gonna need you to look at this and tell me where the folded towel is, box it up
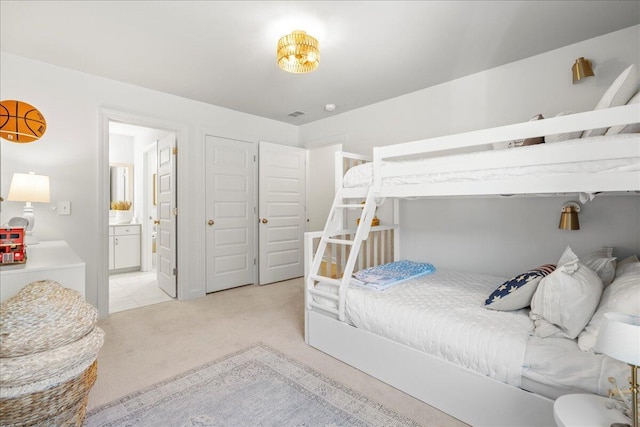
[353,260,435,290]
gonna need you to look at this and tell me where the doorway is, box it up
[99,111,180,317]
[306,143,342,232]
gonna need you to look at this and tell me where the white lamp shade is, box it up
[7,173,50,203]
[596,312,640,366]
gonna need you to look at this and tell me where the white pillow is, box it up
[580,247,617,287]
[605,91,640,135]
[616,255,640,278]
[545,111,583,143]
[577,272,640,352]
[530,246,603,339]
[582,64,639,138]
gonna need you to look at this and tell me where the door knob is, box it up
[153,220,160,224]
[208,219,215,226]
[261,218,268,224]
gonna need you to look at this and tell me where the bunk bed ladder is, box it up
[307,187,377,321]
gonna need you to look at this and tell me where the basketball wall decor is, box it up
[0,100,47,143]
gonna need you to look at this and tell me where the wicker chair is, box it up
[0,280,104,427]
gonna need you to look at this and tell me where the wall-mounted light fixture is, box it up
[559,201,580,230]
[277,30,320,73]
[572,57,595,84]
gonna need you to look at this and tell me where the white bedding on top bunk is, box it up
[313,268,629,397]
[343,134,640,188]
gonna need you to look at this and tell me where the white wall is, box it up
[0,52,298,313]
[299,25,640,276]
[108,134,135,164]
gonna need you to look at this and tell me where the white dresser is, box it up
[0,240,86,302]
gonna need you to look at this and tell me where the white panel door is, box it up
[259,141,306,285]
[157,133,177,297]
[205,136,256,292]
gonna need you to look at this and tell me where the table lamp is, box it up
[7,172,50,245]
[597,312,640,427]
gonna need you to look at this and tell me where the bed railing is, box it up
[304,225,398,317]
[376,104,640,161]
[369,104,640,196]
[335,151,371,191]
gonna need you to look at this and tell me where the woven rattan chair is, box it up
[0,280,104,427]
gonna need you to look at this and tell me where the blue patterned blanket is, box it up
[353,260,436,290]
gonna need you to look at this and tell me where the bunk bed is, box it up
[304,102,640,427]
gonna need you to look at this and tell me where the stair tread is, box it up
[309,275,343,286]
[323,238,354,245]
[335,204,365,208]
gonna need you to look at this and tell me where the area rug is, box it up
[85,343,421,426]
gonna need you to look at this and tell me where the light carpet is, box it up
[86,343,421,427]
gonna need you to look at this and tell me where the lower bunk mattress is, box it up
[313,268,627,399]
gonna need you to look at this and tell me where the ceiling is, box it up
[1,1,638,125]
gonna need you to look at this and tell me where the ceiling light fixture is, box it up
[277,30,319,73]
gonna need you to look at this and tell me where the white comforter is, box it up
[340,269,533,387]
[314,268,630,396]
[343,134,640,188]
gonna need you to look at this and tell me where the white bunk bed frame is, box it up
[304,104,640,427]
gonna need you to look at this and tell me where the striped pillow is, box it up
[484,264,556,311]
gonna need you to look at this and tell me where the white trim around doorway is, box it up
[98,108,191,318]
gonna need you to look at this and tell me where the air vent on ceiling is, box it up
[287,110,306,117]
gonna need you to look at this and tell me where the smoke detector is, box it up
[324,103,336,112]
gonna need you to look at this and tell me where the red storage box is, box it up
[0,227,27,265]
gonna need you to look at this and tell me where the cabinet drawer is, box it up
[114,225,140,236]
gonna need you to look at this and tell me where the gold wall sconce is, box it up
[559,201,580,230]
[572,57,594,84]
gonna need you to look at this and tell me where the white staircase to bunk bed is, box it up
[306,187,377,321]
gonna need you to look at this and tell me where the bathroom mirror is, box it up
[109,163,134,206]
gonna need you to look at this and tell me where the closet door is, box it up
[258,141,306,285]
[205,136,256,293]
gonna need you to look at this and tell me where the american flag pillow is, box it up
[484,264,556,311]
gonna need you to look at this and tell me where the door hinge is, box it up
[254,206,256,214]
[253,155,256,162]
[173,267,177,276]
[253,258,256,266]
[173,147,178,155]
[173,207,178,216]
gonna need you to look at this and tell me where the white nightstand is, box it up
[554,394,631,427]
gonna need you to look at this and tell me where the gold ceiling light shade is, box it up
[572,57,594,83]
[277,30,320,73]
[559,201,581,230]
